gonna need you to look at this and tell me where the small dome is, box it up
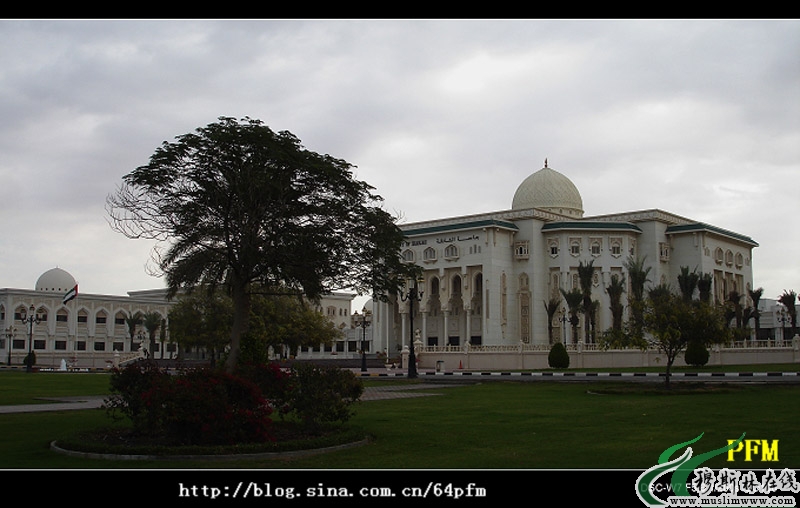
[511,162,584,218]
[35,267,77,293]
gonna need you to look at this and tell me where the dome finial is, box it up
[544,158,548,168]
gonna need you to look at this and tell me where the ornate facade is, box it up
[1,267,174,369]
[372,162,759,353]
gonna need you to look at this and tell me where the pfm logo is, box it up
[726,439,779,462]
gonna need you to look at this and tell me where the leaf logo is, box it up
[635,432,746,507]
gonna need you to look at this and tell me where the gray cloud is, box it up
[0,19,797,301]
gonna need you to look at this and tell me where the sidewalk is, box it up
[0,382,455,414]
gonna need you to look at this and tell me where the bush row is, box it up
[104,361,364,446]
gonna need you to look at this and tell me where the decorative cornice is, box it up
[665,222,759,247]
[402,218,518,236]
[541,221,642,233]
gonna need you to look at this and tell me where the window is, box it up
[444,244,459,259]
[514,241,530,260]
[548,240,559,258]
[659,242,670,262]
[423,247,437,261]
[610,240,622,257]
[570,239,581,256]
[590,240,601,256]
[402,249,415,262]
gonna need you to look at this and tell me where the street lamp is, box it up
[356,310,372,372]
[19,305,42,373]
[5,325,16,366]
[400,276,425,379]
[558,307,569,344]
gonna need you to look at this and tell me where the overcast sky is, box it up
[1,19,797,305]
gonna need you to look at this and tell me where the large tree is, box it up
[643,284,730,388]
[107,117,409,372]
[167,290,233,365]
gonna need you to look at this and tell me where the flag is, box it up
[63,284,78,304]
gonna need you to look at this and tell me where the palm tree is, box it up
[778,290,797,339]
[677,266,699,302]
[606,273,626,332]
[727,291,744,329]
[142,311,162,359]
[125,311,142,351]
[623,255,651,340]
[560,288,583,345]
[748,287,763,338]
[697,272,713,304]
[577,260,595,343]
[543,296,561,344]
[589,299,600,342]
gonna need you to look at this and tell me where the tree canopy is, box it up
[643,284,730,388]
[107,117,410,371]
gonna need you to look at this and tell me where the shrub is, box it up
[285,363,364,432]
[235,362,293,415]
[684,340,710,367]
[105,360,173,434]
[105,361,273,446]
[548,342,570,369]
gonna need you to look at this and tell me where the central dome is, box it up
[35,267,77,293]
[511,162,584,218]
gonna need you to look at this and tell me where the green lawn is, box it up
[0,370,797,470]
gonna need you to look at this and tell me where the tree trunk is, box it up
[225,280,251,373]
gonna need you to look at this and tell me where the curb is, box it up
[356,370,800,378]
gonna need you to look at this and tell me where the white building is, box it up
[372,161,760,353]
[0,269,373,366]
[1,267,175,369]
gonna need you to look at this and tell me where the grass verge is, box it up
[0,371,797,469]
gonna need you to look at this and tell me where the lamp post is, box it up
[19,305,41,373]
[558,307,569,344]
[5,325,16,366]
[356,311,372,372]
[400,276,425,379]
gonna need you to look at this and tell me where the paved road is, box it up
[1,369,797,414]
